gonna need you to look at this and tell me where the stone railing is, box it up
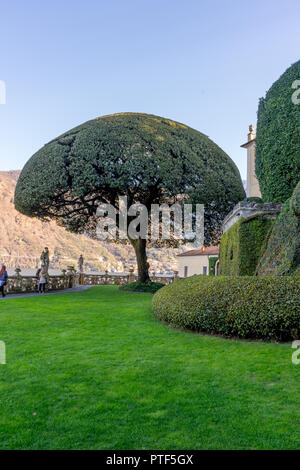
[222,201,282,234]
[5,266,77,294]
[79,268,178,286]
[3,266,178,295]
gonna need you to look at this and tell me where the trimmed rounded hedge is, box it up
[152,275,300,341]
[256,60,300,202]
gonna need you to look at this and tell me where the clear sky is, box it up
[0,0,299,178]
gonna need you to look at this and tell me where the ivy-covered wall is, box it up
[256,182,300,276]
[219,214,275,276]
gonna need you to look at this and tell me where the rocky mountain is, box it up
[0,170,180,273]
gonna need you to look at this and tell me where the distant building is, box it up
[241,125,262,198]
[177,246,219,278]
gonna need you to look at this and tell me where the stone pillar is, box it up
[173,270,179,282]
[129,267,135,283]
[241,125,262,199]
[61,269,67,287]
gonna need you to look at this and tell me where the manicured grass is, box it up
[0,286,299,449]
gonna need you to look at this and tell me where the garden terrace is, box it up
[0,287,300,449]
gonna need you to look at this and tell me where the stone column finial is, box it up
[248,124,255,141]
[15,267,21,278]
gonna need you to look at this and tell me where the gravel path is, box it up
[0,285,92,300]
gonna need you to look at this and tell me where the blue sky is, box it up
[0,0,299,178]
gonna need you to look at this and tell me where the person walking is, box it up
[38,267,48,294]
[36,267,41,293]
[0,265,8,298]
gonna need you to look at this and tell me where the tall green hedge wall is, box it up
[219,214,275,276]
[256,182,300,276]
[256,60,300,202]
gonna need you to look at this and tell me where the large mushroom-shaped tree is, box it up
[15,113,245,282]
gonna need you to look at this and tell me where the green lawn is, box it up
[0,286,299,449]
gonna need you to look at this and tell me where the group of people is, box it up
[0,247,50,298]
[0,264,49,298]
[0,249,84,298]
[36,266,49,293]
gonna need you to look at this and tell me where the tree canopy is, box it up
[256,60,300,202]
[15,112,245,281]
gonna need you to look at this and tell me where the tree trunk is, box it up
[130,238,150,283]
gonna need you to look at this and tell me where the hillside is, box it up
[0,171,179,273]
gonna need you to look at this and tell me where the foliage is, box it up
[290,180,300,216]
[153,275,300,341]
[120,281,164,293]
[14,113,245,281]
[256,60,300,202]
[208,256,218,276]
[256,182,300,276]
[219,214,275,276]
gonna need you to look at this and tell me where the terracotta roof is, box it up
[177,246,219,257]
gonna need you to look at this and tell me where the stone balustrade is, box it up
[5,270,74,294]
[222,201,282,234]
[79,270,178,286]
[3,267,179,295]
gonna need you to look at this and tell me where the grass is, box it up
[0,286,299,449]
